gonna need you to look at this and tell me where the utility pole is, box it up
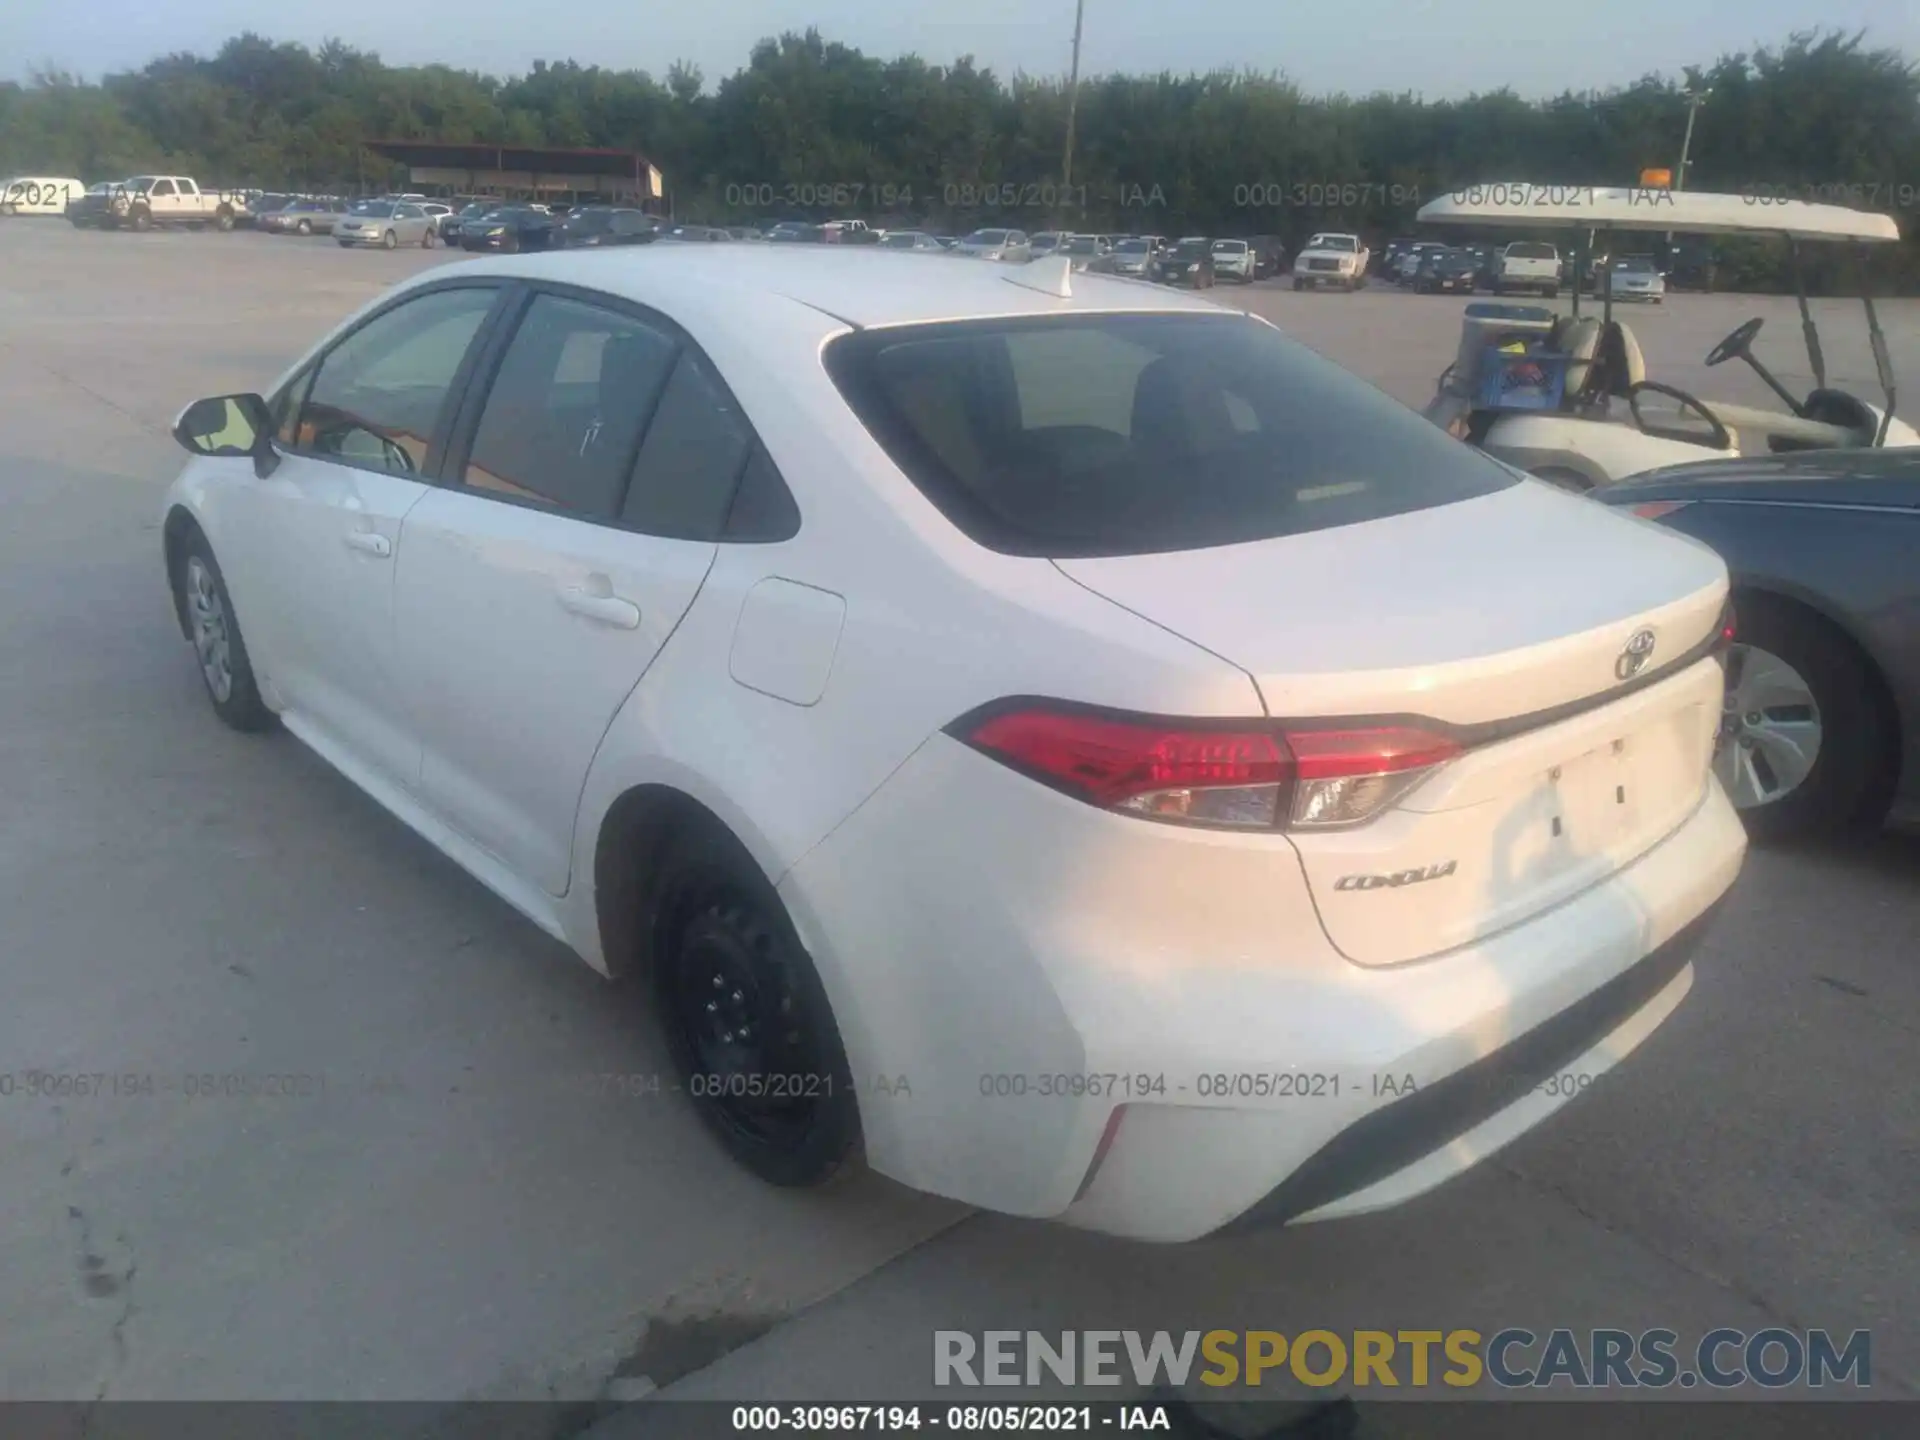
[1676,87,1710,191]
[1060,0,1087,224]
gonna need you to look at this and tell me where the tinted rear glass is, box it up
[1506,242,1557,259]
[824,314,1518,558]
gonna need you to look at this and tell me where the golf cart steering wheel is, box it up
[1705,317,1765,368]
[1628,382,1734,451]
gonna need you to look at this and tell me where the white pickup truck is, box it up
[1494,240,1562,297]
[1291,232,1370,291]
[66,175,252,232]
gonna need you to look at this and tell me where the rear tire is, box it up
[652,820,861,1187]
[1717,594,1896,842]
[129,207,151,233]
[215,207,235,232]
[422,227,437,249]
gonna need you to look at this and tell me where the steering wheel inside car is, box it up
[1627,381,1734,451]
[1705,317,1764,368]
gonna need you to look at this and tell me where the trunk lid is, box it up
[1054,482,1728,966]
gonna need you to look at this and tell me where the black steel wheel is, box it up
[653,827,859,1186]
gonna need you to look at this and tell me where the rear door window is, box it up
[462,294,676,517]
[621,353,754,539]
[825,313,1518,557]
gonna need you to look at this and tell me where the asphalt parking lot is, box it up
[1,222,1915,1414]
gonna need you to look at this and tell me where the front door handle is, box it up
[344,529,392,558]
[557,578,640,630]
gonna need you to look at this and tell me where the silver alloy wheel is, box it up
[1715,642,1822,810]
[185,556,234,704]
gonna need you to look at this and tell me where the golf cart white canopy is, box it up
[1417,185,1901,243]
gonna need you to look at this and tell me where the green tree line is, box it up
[4,26,1918,287]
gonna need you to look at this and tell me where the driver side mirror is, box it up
[173,393,279,478]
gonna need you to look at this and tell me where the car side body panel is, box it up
[1611,495,1920,813]
[557,291,1265,974]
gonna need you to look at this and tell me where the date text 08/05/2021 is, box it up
[731,1405,1169,1432]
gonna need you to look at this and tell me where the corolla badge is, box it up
[1615,628,1657,681]
[1334,861,1458,892]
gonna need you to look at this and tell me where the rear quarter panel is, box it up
[559,293,1262,973]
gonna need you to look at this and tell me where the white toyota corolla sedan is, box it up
[162,247,1746,1241]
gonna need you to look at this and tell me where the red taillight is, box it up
[1284,726,1463,779]
[1714,599,1737,652]
[963,708,1287,826]
[956,705,1460,831]
[1631,499,1692,520]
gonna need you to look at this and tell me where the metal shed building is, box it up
[363,142,665,209]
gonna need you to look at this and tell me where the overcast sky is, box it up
[4,1,1915,99]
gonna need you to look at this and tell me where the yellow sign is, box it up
[1640,168,1673,188]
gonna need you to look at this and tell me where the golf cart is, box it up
[1418,185,1915,490]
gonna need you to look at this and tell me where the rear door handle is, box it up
[557,582,641,630]
[344,529,391,557]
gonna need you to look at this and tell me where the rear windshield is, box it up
[1212,240,1248,253]
[824,314,1518,558]
[1505,242,1558,260]
[1115,239,1150,253]
[1307,234,1357,251]
[967,230,1010,245]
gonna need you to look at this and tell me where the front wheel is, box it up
[215,208,235,232]
[653,824,861,1187]
[1715,595,1895,841]
[129,207,151,233]
[177,537,275,733]
[381,229,397,250]
[296,218,312,235]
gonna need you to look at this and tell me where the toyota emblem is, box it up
[1615,628,1657,681]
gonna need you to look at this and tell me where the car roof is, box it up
[440,246,1225,330]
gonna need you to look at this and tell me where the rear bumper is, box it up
[780,735,1745,1242]
[1215,892,1717,1233]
